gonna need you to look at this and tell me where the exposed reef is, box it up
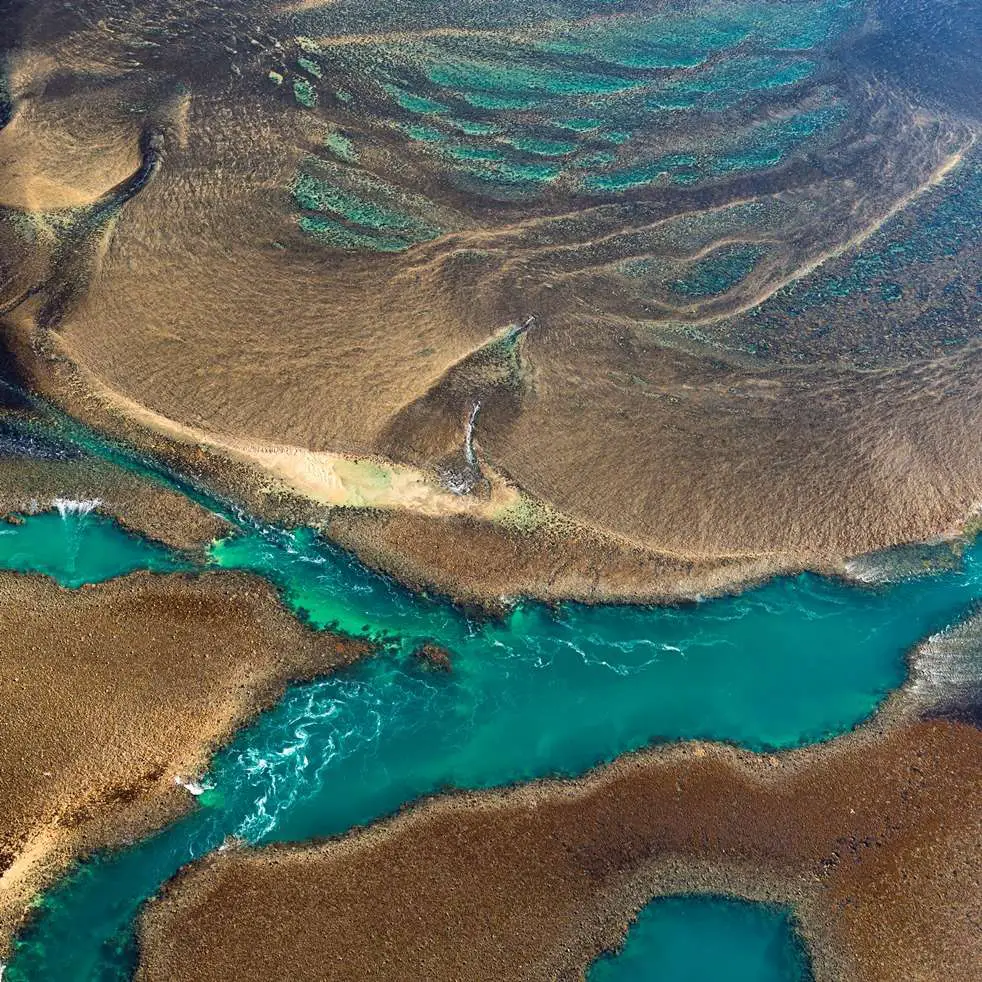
[0,571,366,950]
[909,610,982,726]
[414,642,452,672]
[1,0,980,604]
[0,6,980,982]
[136,716,982,982]
[322,506,793,608]
[0,454,230,552]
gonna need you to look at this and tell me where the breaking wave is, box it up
[51,498,102,518]
[909,613,982,720]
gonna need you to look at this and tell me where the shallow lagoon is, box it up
[0,507,186,587]
[587,896,812,982]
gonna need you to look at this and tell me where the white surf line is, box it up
[174,775,214,797]
[51,497,102,518]
[464,401,481,469]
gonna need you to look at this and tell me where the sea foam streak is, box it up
[174,776,214,797]
[51,498,102,518]
[910,614,982,712]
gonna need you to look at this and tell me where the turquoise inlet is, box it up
[0,505,186,587]
[587,896,812,982]
[3,393,981,982]
[0,0,975,978]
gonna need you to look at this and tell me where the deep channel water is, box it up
[5,491,982,979]
[587,896,812,982]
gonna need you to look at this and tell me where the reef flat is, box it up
[136,715,982,982]
[0,2,980,980]
[0,571,364,946]
[0,455,229,552]
[2,0,981,602]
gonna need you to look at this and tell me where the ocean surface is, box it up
[587,896,813,982]
[2,0,981,976]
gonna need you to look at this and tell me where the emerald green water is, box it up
[284,0,862,227]
[292,170,439,252]
[0,506,186,588]
[587,897,812,982]
[0,390,978,982]
[4,0,979,974]
[673,244,767,297]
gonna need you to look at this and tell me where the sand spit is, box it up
[137,716,982,982]
[0,455,229,552]
[0,571,366,951]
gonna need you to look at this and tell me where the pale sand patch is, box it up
[58,355,523,519]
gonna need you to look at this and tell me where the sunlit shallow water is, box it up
[1,391,980,980]
[0,507,187,587]
[587,896,812,982]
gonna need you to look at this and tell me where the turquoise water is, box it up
[673,244,767,297]
[0,386,978,982]
[0,507,187,587]
[279,0,862,219]
[581,104,845,193]
[292,170,439,252]
[2,1,972,976]
[588,896,812,982]
[0,358,978,982]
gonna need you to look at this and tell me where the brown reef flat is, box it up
[137,717,982,982]
[0,571,366,950]
[3,0,981,605]
[323,508,792,607]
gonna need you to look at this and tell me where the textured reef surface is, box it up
[2,0,981,601]
[0,1,981,981]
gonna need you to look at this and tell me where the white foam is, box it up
[910,617,982,706]
[52,497,102,518]
[174,775,213,797]
[842,557,892,584]
[441,471,474,496]
[464,401,481,467]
